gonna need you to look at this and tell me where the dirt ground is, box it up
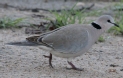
[1,28,123,78]
[0,1,123,78]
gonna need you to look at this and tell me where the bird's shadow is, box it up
[6,41,41,46]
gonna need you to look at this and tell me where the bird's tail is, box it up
[6,36,42,46]
[26,35,40,43]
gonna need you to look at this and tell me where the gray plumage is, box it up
[36,15,118,58]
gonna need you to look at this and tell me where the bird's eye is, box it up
[107,20,111,23]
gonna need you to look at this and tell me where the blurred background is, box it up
[0,0,123,78]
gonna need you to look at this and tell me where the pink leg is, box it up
[67,61,84,71]
[43,53,53,68]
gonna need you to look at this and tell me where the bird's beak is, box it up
[108,20,119,27]
[112,23,119,27]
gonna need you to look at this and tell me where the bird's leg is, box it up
[67,61,84,71]
[43,53,53,68]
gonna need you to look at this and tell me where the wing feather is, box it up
[42,24,89,53]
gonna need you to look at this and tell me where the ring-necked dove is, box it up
[27,15,119,70]
[8,15,119,71]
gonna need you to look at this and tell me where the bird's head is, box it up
[92,15,119,31]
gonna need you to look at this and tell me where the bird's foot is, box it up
[67,61,84,71]
[43,53,53,68]
[43,55,50,58]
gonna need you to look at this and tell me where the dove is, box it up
[8,15,119,71]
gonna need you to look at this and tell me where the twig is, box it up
[0,3,95,12]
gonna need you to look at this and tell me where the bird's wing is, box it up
[26,27,63,43]
[41,24,89,54]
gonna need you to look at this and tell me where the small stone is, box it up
[115,57,121,59]
[2,47,5,49]
[109,69,116,72]
[99,50,103,52]
[120,69,123,71]
[110,64,119,67]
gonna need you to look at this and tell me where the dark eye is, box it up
[107,20,111,23]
